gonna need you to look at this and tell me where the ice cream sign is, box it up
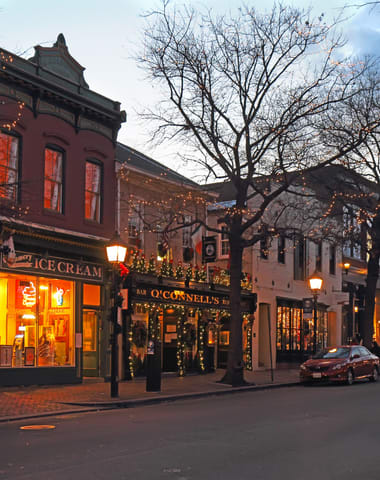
[1,251,104,282]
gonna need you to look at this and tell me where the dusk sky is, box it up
[0,0,378,173]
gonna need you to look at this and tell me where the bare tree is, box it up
[318,64,380,348]
[136,1,378,385]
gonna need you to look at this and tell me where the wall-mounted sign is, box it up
[202,236,217,263]
[135,285,230,309]
[1,251,104,282]
[131,275,256,313]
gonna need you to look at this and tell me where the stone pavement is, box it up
[0,368,300,423]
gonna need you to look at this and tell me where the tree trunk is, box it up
[363,251,380,348]
[220,227,248,386]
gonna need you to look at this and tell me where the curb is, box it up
[0,381,300,423]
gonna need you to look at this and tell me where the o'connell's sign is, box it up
[0,251,103,282]
[134,285,231,309]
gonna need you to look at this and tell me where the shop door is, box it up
[82,309,99,377]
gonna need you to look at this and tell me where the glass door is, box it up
[82,309,99,376]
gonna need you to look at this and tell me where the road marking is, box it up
[20,425,56,430]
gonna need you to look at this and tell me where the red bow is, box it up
[119,263,130,277]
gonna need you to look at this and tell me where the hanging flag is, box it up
[191,225,203,256]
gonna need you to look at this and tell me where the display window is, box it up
[0,273,75,368]
[276,303,328,356]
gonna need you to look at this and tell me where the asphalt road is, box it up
[1,380,380,480]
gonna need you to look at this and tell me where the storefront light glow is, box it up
[21,314,35,320]
[39,285,48,290]
[18,325,26,331]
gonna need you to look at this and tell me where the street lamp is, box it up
[106,232,127,398]
[343,262,350,275]
[308,271,323,355]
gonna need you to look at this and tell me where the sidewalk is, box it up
[0,368,300,423]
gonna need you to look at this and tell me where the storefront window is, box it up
[0,130,19,202]
[0,273,75,368]
[83,283,100,306]
[85,160,102,223]
[276,302,328,360]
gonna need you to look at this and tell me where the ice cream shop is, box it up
[0,245,105,386]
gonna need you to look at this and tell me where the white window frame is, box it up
[218,225,230,259]
[128,202,144,248]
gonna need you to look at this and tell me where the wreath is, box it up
[132,321,147,348]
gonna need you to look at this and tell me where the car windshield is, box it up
[314,347,350,359]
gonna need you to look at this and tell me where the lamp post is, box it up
[308,272,323,355]
[106,232,127,398]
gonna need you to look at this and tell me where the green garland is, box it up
[128,318,134,379]
[198,318,206,373]
[244,314,253,371]
[175,306,186,376]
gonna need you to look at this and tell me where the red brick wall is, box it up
[1,97,116,239]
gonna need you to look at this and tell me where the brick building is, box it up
[0,34,125,385]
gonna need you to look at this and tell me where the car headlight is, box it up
[332,363,344,370]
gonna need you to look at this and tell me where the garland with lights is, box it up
[131,251,139,271]
[124,254,252,290]
[128,317,134,379]
[176,261,184,280]
[175,306,186,376]
[198,317,206,373]
[147,253,156,275]
[148,309,161,353]
[244,314,253,371]
[138,254,147,274]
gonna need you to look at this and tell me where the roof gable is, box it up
[28,33,89,88]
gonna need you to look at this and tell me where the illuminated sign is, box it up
[134,285,230,309]
[1,251,103,282]
[22,282,36,307]
[132,279,256,313]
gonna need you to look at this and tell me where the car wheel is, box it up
[369,367,379,382]
[346,369,354,385]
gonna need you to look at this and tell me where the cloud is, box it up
[345,5,380,56]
